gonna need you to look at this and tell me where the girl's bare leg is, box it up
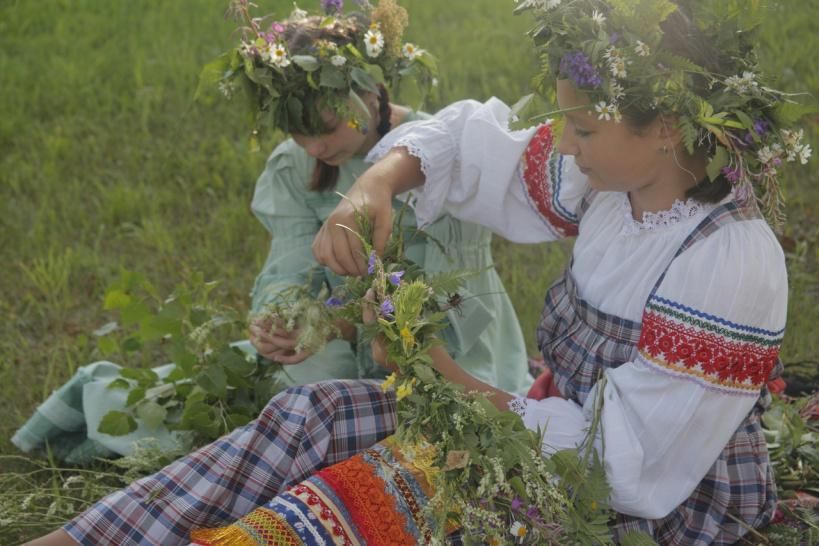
[21,529,78,546]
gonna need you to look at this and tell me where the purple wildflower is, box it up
[321,0,343,14]
[511,497,523,511]
[721,165,742,183]
[270,22,285,34]
[743,131,755,146]
[526,506,540,519]
[367,251,376,275]
[388,270,405,286]
[753,118,770,136]
[609,32,620,44]
[559,51,603,89]
[325,296,344,307]
[379,298,395,318]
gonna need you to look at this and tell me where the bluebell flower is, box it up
[379,298,395,318]
[367,251,377,275]
[325,296,344,307]
[559,51,603,89]
[388,270,405,286]
[321,0,343,14]
[753,118,770,136]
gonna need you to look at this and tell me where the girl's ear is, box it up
[657,114,683,148]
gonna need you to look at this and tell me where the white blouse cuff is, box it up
[366,120,457,227]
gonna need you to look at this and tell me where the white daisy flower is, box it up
[510,521,528,540]
[591,9,606,25]
[635,40,650,57]
[603,45,622,62]
[780,128,805,148]
[267,42,290,68]
[610,59,627,79]
[402,42,423,61]
[330,54,347,66]
[432,77,439,87]
[290,7,308,20]
[608,80,625,100]
[364,28,384,57]
[595,101,614,120]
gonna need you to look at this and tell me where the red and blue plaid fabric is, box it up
[538,198,782,545]
[64,380,397,546]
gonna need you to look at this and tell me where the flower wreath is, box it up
[515,0,814,225]
[199,0,438,137]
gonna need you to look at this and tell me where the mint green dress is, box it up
[12,113,530,463]
[244,114,530,394]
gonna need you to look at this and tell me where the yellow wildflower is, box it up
[380,372,397,392]
[400,325,414,351]
[396,378,416,400]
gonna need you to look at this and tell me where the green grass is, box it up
[0,0,817,540]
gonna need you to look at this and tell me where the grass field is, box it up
[1,0,817,541]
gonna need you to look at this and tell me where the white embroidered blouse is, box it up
[367,98,788,519]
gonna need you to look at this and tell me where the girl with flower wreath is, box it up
[14,0,530,467]
[22,3,533,545]
[302,0,812,544]
[26,0,814,545]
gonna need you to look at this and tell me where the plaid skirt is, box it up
[64,380,397,546]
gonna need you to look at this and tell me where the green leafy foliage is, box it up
[94,270,286,445]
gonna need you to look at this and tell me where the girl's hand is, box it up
[313,147,424,276]
[362,290,399,373]
[249,318,313,365]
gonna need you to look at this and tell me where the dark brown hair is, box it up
[309,84,392,192]
[281,16,393,192]
[622,7,736,203]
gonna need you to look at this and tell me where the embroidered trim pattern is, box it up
[517,123,579,238]
[290,483,356,546]
[318,454,416,546]
[365,448,432,544]
[637,295,782,395]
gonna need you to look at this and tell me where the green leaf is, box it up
[292,55,320,72]
[97,336,118,357]
[104,289,132,310]
[106,378,131,390]
[320,65,346,89]
[122,336,142,352]
[97,411,138,436]
[350,67,379,94]
[121,299,152,326]
[126,386,146,407]
[194,52,231,104]
[197,363,227,398]
[136,400,168,431]
[706,146,729,182]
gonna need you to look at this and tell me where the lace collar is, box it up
[620,194,712,235]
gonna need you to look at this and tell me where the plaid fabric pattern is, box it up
[537,199,780,545]
[64,380,396,546]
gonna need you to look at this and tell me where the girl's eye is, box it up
[574,127,592,138]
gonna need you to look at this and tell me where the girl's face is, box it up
[290,97,377,166]
[555,79,669,194]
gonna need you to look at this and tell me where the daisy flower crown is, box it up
[515,0,815,224]
[199,0,438,137]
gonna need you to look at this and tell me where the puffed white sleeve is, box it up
[366,98,589,242]
[509,219,787,519]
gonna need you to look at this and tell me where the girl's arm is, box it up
[314,98,590,276]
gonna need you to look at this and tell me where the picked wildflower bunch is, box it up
[198,0,438,137]
[516,0,815,225]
